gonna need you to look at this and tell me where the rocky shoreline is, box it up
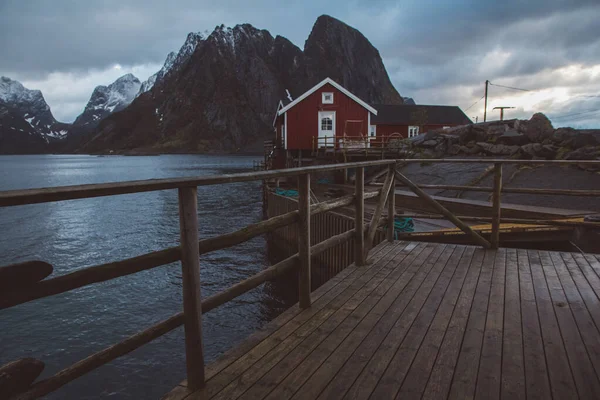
[404,113,600,166]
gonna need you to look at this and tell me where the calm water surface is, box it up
[0,154,295,399]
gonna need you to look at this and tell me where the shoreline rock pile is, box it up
[409,113,600,162]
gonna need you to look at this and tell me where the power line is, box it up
[551,108,600,121]
[464,95,485,112]
[488,82,531,92]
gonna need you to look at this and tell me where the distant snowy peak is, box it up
[73,73,141,128]
[0,76,67,141]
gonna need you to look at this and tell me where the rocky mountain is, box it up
[0,100,48,153]
[80,15,403,153]
[138,32,205,95]
[403,97,416,105]
[71,73,141,130]
[0,76,69,149]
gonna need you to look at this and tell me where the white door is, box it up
[318,111,335,148]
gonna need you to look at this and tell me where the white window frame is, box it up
[322,92,334,104]
[370,125,376,137]
[408,126,419,138]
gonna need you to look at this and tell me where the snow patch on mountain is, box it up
[73,73,141,129]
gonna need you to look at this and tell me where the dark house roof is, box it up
[371,104,472,126]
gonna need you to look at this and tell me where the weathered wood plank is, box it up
[365,169,393,255]
[515,248,551,400]
[287,244,449,400]
[527,250,578,400]
[0,160,397,207]
[475,248,506,400]
[552,253,600,389]
[197,242,394,384]
[178,187,205,390]
[355,167,365,266]
[186,243,403,398]
[421,248,486,400]
[396,247,477,399]
[298,174,311,309]
[490,163,502,249]
[447,249,495,400]
[365,246,466,400]
[386,165,395,243]
[336,245,455,400]
[226,242,419,400]
[500,248,525,400]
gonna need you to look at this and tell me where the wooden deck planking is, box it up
[165,242,600,400]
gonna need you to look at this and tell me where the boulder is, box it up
[477,142,520,156]
[421,140,439,147]
[565,146,600,160]
[458,125,488,145]
[496,129,529,146]
[423,131,441,141]
[520,143,542,158]
[522,113,554,143]
[0,358,45,398]
[448,144,461,155]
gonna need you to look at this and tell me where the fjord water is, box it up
[0,154,294,399]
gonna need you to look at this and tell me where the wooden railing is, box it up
[1,158,599,399]
[375,159,600,250]
[0,160,398,399]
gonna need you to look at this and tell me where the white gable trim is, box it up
[272,100,284,127]
[277,77,377,116]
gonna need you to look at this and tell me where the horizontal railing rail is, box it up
[2,157,599,399]
[1,159,397,400]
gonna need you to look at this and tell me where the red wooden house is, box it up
[271,78,471,166]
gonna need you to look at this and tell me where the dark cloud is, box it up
[1,0,599,126]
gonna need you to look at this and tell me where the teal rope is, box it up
[275,188,299,197]
[384,217,414,239]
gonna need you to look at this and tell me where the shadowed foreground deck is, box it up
[165,241,600,400]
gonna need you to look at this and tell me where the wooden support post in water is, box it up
[355,167,365,265]
[394,170,491,249]
[491,163,502,249]
[178,187,205,390]
[297,173,311,308]
[387,164,395,243]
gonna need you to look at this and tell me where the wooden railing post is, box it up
[178,186,205,390]
[491,163,503,249]
[355,167,365,265]
[387,164,396,242]
[297,173,311,308]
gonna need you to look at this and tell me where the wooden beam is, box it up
[178,187,205,390]
[0,248,180,310]
[297,174,311,308]
[400,214,600,228]
[386,183,600,197]
[0,191,379,311]
[0,160,397,207]
[11,227,359,400]
[387,165,396,243]
[491,163,503,249]
[355,167,365,266]
[394,170,492,249]
[365,169,394,256]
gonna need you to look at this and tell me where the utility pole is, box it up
[483,80,489,122]
[493,106,515,121]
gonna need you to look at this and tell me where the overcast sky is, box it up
[1,0,599,127]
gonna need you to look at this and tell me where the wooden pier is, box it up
[165,240,600,400]
[1,158,599,399]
